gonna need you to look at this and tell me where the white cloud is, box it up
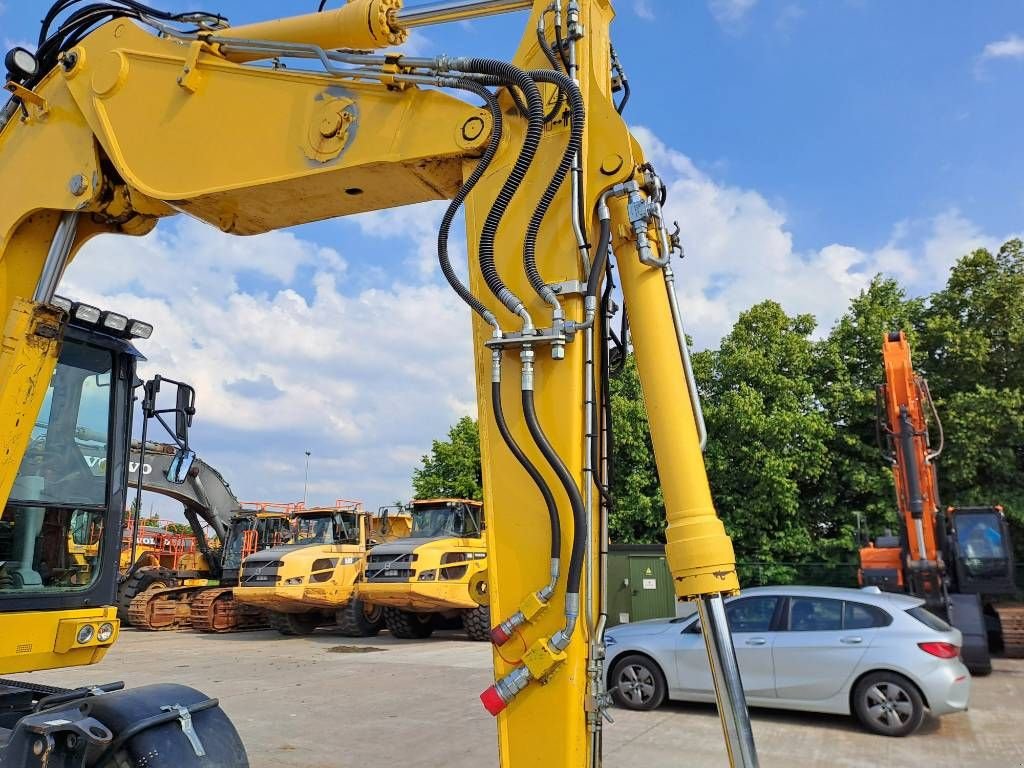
[631,125,1019,347]
[709,0,758,27]
[633,0,655,21]
[980,34,1024,61]
[60,211,476,513]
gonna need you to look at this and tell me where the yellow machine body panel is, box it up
[359,536,487,612]
[0,1,745,764]
[0,607,118,675]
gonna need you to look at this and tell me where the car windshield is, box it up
[289,512,359,545]
[955,513,1010,578]
[409,504,482,538]
[0,340,114,594]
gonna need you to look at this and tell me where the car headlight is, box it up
[76,624,95,644]
[418,569,437,581]
[604,635,617,646]
[97,622,115,642]
[284,576,304,586]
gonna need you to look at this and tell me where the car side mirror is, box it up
[166,448,196,484]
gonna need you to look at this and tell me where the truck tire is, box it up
[116,567,178,625]
[383,607,434,639]
[335,599,383,637]
[268,611,321,636]
[462,605,491,641]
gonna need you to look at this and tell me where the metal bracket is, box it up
[548,279,584,297]
[161,704,206,757]
[177,41,205,93]
[484,327,569,350]
[3,81,47,115]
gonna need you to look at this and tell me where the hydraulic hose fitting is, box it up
[490,566,559,646]
[550,591,579,651]
[491,610,526,646]
[521,346,535,392]
[551,306,566,360]
[481,665,532,716]
[491,347,503,384]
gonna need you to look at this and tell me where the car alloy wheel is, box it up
[618,663,657,706]
[863,681,914,731]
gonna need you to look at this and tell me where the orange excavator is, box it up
[859,331,1021,674]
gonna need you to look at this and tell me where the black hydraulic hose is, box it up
[456,59,544,319]
[593,266,614,504]
[553,13,570,71]
[522,69,584,305]
[491,376,560,559]
[437,79,504,326]
[536,25,566,122]
[586,215,611,299]
[616,79,631,115]
[523,390,586,594]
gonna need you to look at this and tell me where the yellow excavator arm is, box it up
[0,1,755,765]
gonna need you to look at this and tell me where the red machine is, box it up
[859,331,1019,674]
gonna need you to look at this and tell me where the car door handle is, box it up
[840,636,863,644]
[745,637,767,646]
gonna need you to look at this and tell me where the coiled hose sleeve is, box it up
[437,78,504,327]
[492,376,561,560]
[454,59,544,319]
[522,70,584,307]
[523,389,586,595]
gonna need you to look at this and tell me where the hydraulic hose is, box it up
[451,58,545,326]
[536,17,566,122]
[522,69,584,310]
[586,214,611,300]
[491,376,560,561]
[522,389,586,619]
[437,78,504,329]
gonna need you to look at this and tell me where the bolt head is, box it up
[69,174,87,196]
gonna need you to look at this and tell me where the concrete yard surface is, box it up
[27,628,1024,767]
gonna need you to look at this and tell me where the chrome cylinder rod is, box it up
[33,211,79,303]
[696,594,760,768]
[396,0,532,28]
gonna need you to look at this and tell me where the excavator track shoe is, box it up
[191,588,268,633]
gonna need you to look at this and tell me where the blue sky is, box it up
[3,0,1022,514]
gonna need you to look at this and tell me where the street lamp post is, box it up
[303,450,311,504]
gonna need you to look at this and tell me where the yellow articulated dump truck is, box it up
[232,501,382,637]
[360,499,489,640]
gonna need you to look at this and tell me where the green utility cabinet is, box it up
[606,545,676,627]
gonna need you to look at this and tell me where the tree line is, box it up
[414,240,1024,580]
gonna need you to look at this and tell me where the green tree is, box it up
[695,301,835,582]
[412,416,484,501]
[919,239,1024,555]
[607,355,663,543]
[813,276,923,551]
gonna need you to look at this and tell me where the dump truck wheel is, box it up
[336,599,383,637]
[116,567,178,625]
[269,611,321,636]
[383,607,434,639]
[462,605,491,641]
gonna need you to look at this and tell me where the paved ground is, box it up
[28,627,1024,767]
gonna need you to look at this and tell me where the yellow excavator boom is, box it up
[0,1,755,765]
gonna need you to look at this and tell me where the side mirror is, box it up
[166,448,196,484]
[174,382,195,442]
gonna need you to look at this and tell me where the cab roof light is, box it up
[101,311,128,332]
[127,320,153,339]
[51,295,72,314]
[72,302,101,324]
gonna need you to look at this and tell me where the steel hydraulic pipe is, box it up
[396,0,533,27]
[697,595,759,768]
[32,212,79,303]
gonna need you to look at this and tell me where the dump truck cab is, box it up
[360,499,489,640]
[233,501,383,636]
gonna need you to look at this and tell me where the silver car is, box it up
[604,585,970,736]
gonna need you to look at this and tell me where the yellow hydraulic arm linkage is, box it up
[0,1,758,765]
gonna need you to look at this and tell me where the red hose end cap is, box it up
[490,625,510,646]
[480,685,507,716]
